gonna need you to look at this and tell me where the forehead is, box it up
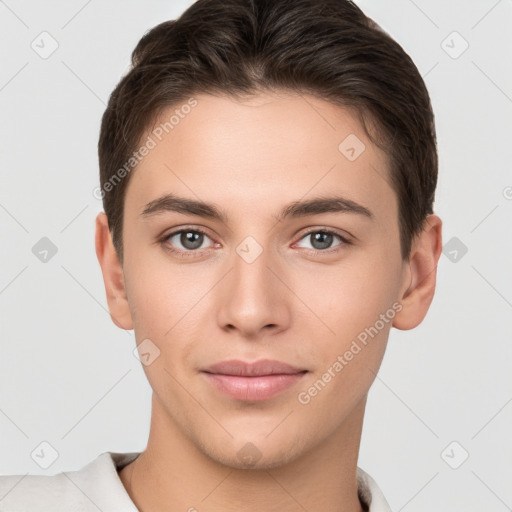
[124,91,395,225]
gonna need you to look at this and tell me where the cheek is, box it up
[294,250,402,390]
[295,264,397,415]
[123,256,200,398]
[306,252,400,333]
[123,248,218,382]
[123,246,199,335]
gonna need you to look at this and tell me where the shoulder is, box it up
[0,451,141,512]
[0,471,74,511]
[357,466,393,512]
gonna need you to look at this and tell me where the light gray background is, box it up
[1,0,511,510]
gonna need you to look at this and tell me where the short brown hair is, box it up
[98,0,438,262]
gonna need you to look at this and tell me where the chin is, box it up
[199,434,307,471]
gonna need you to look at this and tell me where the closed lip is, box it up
[202,359,307,377]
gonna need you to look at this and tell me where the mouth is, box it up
[201,359,308,402]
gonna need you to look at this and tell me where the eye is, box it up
[160,227,350,258]
[163,228,214,255]
[295,229,350,252]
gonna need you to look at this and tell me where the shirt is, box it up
[0,451,393,511]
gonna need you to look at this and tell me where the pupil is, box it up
[181,231,203,250]
[312,232,332,250]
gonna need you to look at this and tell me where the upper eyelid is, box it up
[297,227,348,239]
[163,225,214,240]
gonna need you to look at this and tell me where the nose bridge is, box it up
[232,233,275,303]
[216,232,290,336]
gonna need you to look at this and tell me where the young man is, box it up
[0,0,442,510]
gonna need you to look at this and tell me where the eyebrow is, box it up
[141,193,374,222]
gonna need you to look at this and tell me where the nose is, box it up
[216,239,291,339]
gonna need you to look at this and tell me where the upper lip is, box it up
[203,359,307,377]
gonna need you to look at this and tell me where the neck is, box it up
[119,394,367,512]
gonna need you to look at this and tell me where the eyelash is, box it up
[160,227,351,259]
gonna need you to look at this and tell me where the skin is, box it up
[95,90,442,512]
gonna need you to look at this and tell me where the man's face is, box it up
[120,91,409,468]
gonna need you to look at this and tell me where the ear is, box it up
[95,212,133,330]
[393,214,443,330]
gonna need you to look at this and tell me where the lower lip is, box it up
[203,372,307,401]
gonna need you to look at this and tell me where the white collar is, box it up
[108,451,392,512]
[0,451,392,511]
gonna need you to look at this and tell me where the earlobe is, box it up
[94,212,134,330]
[392,214,443,331]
